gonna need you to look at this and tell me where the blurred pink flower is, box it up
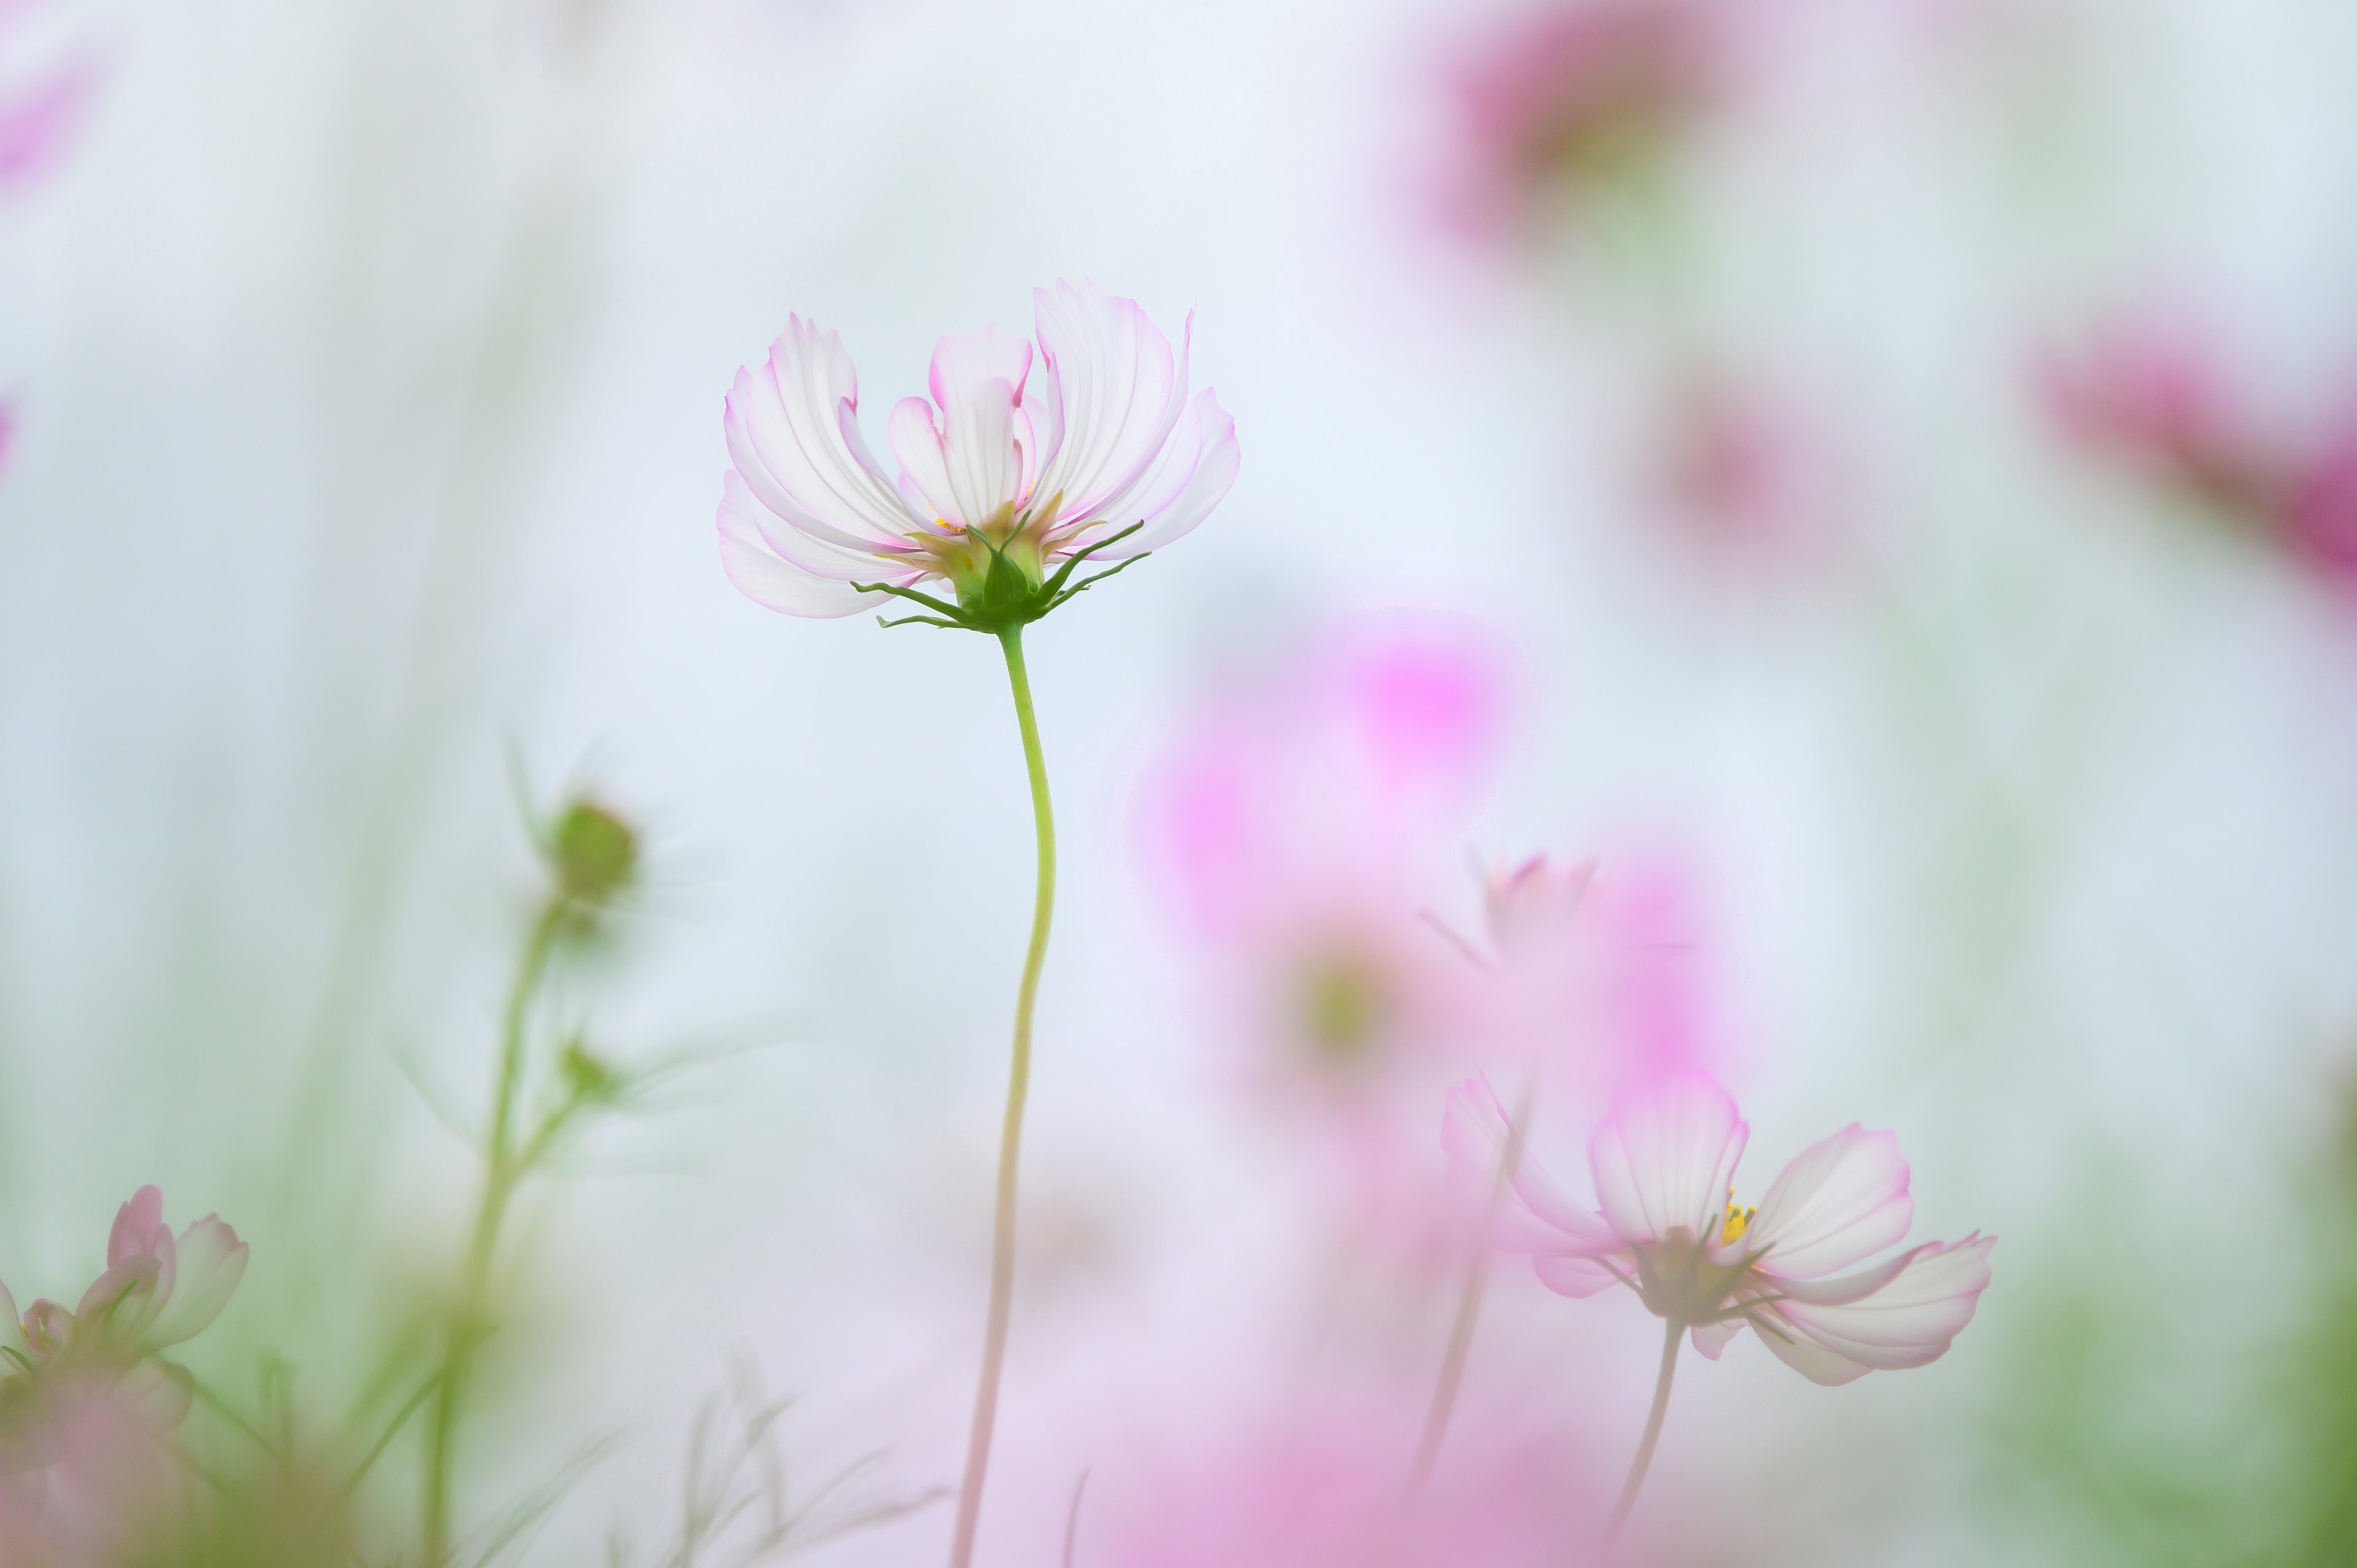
[0,0,96,195]
[2040,311,2357,588]
[1448,1070,1992,1385]
[1099,1396,1603,1568]
[716,280,1238,625]
[1140,620,1508,1098]
[1451,852,1719,1097]
[1647,369,1856,575]
[1138,619,1511,1261]
[1430,0,1740,244]
[0,1189,241,1561]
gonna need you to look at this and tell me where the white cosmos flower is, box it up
[1447,1070,1994,1386]
[716,280,1240,627]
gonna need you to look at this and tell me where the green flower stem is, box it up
[424,895,565,1566]
[1405,1076,1536,1499]
[1608,1316,1684,1539]
[948,627,1058,1568]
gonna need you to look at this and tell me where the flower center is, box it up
[1720,1188,1755,1246]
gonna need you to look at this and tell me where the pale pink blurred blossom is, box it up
[716,280,1238,622]
[2040,311,2357,589]
[1428,0,1743,245]
[1140,620,1509,1099]
[0,1189,246,1556]
[1139,619,1511,1259]
[0,0,96,196]
[1448,1070,1993,1385]
[1646,369,1857,576]
[1451,852,1720,1100]
[1099,1396,1604,1568]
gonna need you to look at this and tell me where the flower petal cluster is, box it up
[2040,311,2357,586]
[718,280,1239,630]
[0,1187,248,1454]
[1432,0,1737,242]
[1447,1071,1991,1385]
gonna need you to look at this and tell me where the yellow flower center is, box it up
[1720,1188,1757,1246]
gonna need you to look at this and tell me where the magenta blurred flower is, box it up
[1449,1070,1992,1385]
[716,280,1238,629]
[1647,369,1856,575]
[1140,620,1509,1095]
[1453,852,1719,1096]
[0,0,96,195]
[1431,0,1738,242]
[2040,311,2357,588]
[1101,1397,1601,1568]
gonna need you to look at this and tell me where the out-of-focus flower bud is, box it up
[546,798,638,906]
[559,1037,625,1106]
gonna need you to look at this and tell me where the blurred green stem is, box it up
[948,628,1057,1568]
[1608,1317,1683,1539]
[423,896,565,1565]
[1406,1075,1536,1498]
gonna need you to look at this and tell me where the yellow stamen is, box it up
[1720,1187,1756,1246]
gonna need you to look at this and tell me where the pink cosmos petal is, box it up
[0,1278,21,1359]
[716,470,888,618]
[73,1254,166,1344]
[1029,279,1182,519]
[1766,1232,1996,1379]
[722,317,920,551]
[1752,1323,1873,1386]
[1532,1253,1623,1299]
[1688,1316,1743,1359]
[21,1300,71,1358]
[1587,1068,1746,1245]
[1442,1076,1618,1249]
[887,381,1025,530]
[106,1187,167,1269]
[887,326,1037,527]
[1741,1122,1913,1280]
[1086,388,1242,560]
[144,1216,245,1350]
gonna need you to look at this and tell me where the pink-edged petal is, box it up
[1587,1069,1746,1246]
[74,1254,166,1343]
[927,324,1032,415]
[1765,1233,1996,1376]
[1075,388,1240,560]
[107,1188,167,1268]
[889,327,1039,527]
[1689,1317,1746,1359]
[0,1279,21,1360]
[717,472,891,619]
[722,317,922,552]
[21,1300,71,1358]
[1030,280,1183,518]
[1741,1124,1913,1280]
[145,1216,246,1350]
[1752,1321,1873,1386]
[1441,1076,1618,1248]
[1533,1251,1625,1299]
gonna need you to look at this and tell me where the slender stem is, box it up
[1606,1317,1684,1539]
[1406,1076,1536,1499]
[947,628,1058,1568]
[423,897,565,1566]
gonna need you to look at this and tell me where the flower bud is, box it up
[548,799,637,905]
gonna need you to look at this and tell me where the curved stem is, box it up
[1606,1317,1683,1539]
[1405,1076,1536,1499]
[948,628,1057,1568]
[424,897,564,1566]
